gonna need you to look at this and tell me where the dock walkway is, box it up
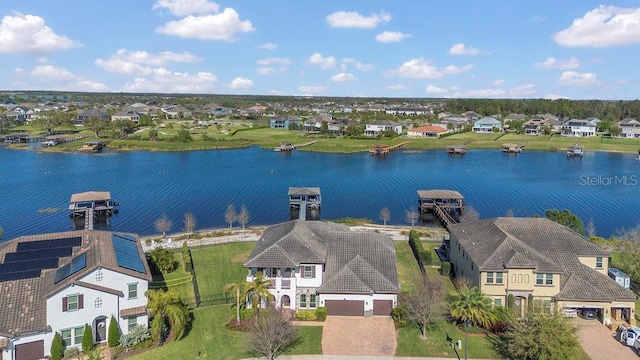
[369,141,411,156]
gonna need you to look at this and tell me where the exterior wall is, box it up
[319,293,397,317]
[448,235,481,286]
[578,256,608,276]
[562,124,596,136]
[621,124,640,138]
[295,264,323,288]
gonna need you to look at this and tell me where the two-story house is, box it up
[447,218,635,325]
[560,119,597,137]
[243,220,399,317]
[619,118,640,138]
[472,117,502,133]
[270,115,302,130]
[407,125,448,138]
[0,230,151,360]
[364,121,402,136]
[523,119,550,135]
[111,110,142,124]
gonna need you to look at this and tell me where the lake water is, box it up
[0,146,638,240]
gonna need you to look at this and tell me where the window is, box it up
[303,266,313,279]
[496,272,504,284]
[73,326,84,345]
[494,299,502,307]
[95,270,103,282]
[95,297,102,308]
[536,273,544,285]
[536,273,553,285]
[309,294,317,308]
[596,257,603,268]
[61,329,72,347]
[299,294,307,308]
[67,294,79,311]
[545,274,553,285]
[486,272,494,284]
[128,283,138,299]
[128,317,137,332]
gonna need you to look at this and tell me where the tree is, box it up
[505,209,514,217]
[108,315,120,348]
[224,280,250,323]
[146,289,190,343]
[545,209,584,235]
[82,323,94,354]
[609,125,622,137]
[183,212,196,239]
[0,226,3,239]
[147,247,178,273]
[499,310,579,360]
[34,110,71,135]
[148,129,159,141]
[247,308,299,360]
[154,213,172,238]
[238,205,250,230]
[448,286,497,329]
[51,332,64,360]
[114,119,135,138]
[405,208,419,226]
[460,205,480,222]
[174,129,192,142]
[225,204,237,229]
[379,207,390,226]
[84,116,112,137]
[228,272,276,316]
[586,218,596,237]
[614,225,640,281]
[401,273,446,338]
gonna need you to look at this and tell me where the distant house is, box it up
[0,230,151,360]
[243,220,399,316]
[441,115,469,129]
[364,121,402,136]
[163,106,192,119]
[504,113,527,124]
[407,125,448,138]
[463,111,481,121]
[619,118,640,138]
[385,107,432,116]
[211,107,232,116]
[523,119,550,135]
[270,115,302,129]
[472,117,502,133]
[561,119,596,137]
[111,110,141,124]
[2,109,26,122]
[77,109,110,124]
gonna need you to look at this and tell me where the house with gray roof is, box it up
[560,119,597,137]
[364,120,402,136]
[243,220,399,317]
[619,118,640,138]
[448,217,636,326]
[0,230,151,360]
[472,117,502,133]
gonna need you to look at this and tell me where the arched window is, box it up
[95,270,103,282]
[95,297,102,308]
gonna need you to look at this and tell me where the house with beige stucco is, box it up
[447,217,636,327]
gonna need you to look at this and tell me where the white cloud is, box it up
[464,88,506,97]
[14,67,24,74]
[257,57,291,65]
[156,8,254,41]
[493,79,506,86]
[558,71,599,86]
[255,57,290,75]
[554,5,640,47]
[391,58,474,79]
[386,84,411,90]
[95,49,201,75]
[298,85,327,95]
[326,11,391,29]
[228,77,254,90]
[27,65,107,91]
[448,43,485,56]
[456,84,536,98]
[530,16,546,23]
[75,80,109,92]
[257,42,277,50]
[544,94,570,100]
[120,69,217,93]
[153,0,220,16]
[375,31,411,43]
[425,85,448,95]
[255,67,276,75]
[341,58,374,71]
[330,73,356,82]
[0,13,80,55]
[534,56,579,70]
[31,65,76,81]
[308,53,335,70]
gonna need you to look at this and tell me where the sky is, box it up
[1,0,640,100]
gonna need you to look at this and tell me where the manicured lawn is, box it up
[394,241,423,292]
[284,326,324,355]
[149,254,196,306]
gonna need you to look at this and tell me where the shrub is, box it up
[314,307,327,321]
[440,261,451,276]
[82,323,94,354]
[50,332,64,360]
[64,347,80,358]
[128,324,151,347]
[240,308,254,321]
[108,315,121,348]
[295,310,318,321]
[391,305,409,328]
[507,294,515,309]
[146,247,178,274]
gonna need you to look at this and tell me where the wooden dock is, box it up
[274,140,318,151]
[69,191,119,218]
[417,189,465,227]
[288,187,321,221]
[501,143,526,153]
[369,141,410,156]
[567,144,584,157]
[447,144,467,154]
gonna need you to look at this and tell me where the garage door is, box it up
[325,300,364,316]
[373,300,393,316]
[15,340,44,360]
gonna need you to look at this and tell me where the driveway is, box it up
[576,320,638,360]
[322,316,397,356]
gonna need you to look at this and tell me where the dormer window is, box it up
[596,257,603,268]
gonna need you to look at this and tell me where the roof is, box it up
[120,305,147,318]
[244,221,399,295]
[410,125,448,133]
[288,187,320,196]
[475,117,501,124]
[70,191,111,203]
[448,217,635,302]
[417,189,464,200]
[0,230,151,337]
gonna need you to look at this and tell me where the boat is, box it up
[567,144,584,157]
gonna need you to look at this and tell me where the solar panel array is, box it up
[54,253,87,284]
[0,236,82,283]
[112,233,146,273]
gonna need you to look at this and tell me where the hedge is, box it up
[408,229,436,276]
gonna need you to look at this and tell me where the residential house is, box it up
[111,110,142,124]
[270,115,302,129]
[385,107,432,116]
[77,109,110,124]
[463,111,481,121]
[0,230,152,360]
[162,106,192,119]
[407,125,448,138]
[523,119,550,135]
[504,113,527,124]
[2,109,26,122]
[619,118,640,138]
[448,217,636,325]
[472,117,502,133]
[441,115,470,129]
[364,121,402,136]
[243,220,399,316]
[561,119,597,137]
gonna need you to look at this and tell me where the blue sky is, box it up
[1,0,640,99]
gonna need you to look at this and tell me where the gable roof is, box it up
[475,117,501,125]
[244,221,399,295]
[449,217,635,302]
[410,125,448,133]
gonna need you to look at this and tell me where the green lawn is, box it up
[149,253,196,305]
[284,326,323,355]
[394,241,423,292]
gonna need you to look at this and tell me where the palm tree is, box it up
[225,273,275,320]
[224,280,250,323]
[146,289,189,343]
[448,285,497,329]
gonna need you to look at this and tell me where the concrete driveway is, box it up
[322,316,397,356]
[576,320,638,360]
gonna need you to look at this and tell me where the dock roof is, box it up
[288,187,321,196]
[417,189,464,200]
[70,191,111,203]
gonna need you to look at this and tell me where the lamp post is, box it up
[464,319,472,360]
[446,333,461,360]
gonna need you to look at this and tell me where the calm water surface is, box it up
[0,146,638,240]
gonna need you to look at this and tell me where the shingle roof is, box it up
[288,187,321,196]
[410,125,448,133]
[0,230,151,337]
[244,221,399,295]
[448,217,635,302]
[417,190,464,200]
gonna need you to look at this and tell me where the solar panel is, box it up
[111,234,146,273]
[0,257,58,272]
[5,247,73,262]
[54,253,87,284]
[0,270,41,282]
[16,237,82,251]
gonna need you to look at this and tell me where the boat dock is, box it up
[417,189,465,228]
[501,143,526,153]
[274,140,318,151]
[447,144,467,154]
[368,141,411,156]
[69,191,119,230]
[288,187,321,221]
[567,144,584,157]
[78,141,104,152]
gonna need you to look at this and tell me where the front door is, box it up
[514,297,525,317]
[94,316,107,343]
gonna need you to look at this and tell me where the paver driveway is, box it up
[577,320,638,360]
[322,316,397,356]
